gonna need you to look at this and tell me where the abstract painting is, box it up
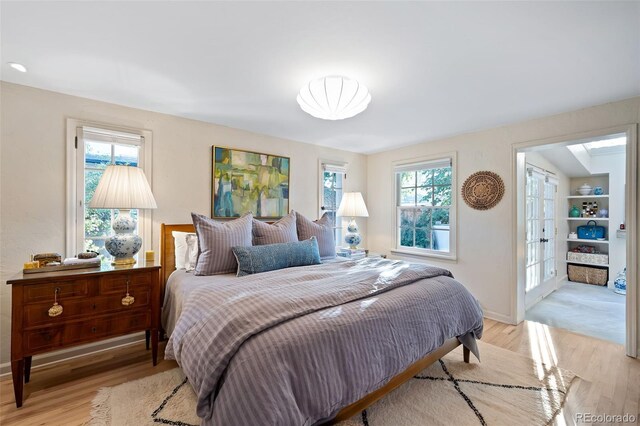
[212,146,290,219]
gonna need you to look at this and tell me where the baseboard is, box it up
[483,310,515,325]
[0,332,145,378]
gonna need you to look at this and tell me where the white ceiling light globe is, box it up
[297,75,371,120]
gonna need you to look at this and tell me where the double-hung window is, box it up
[67,121,152,261]
[394,156,456,259]
[320,162,347,245]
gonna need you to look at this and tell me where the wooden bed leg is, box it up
[463,345,470,363]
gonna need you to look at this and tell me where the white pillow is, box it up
[172,231,199,271]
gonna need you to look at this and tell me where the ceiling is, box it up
[2,2,639,154]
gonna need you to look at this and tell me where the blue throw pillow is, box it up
[232,237,321,277]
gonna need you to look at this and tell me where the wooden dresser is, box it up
[6,262,161,408]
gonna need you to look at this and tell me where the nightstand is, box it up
[6,262,161,407]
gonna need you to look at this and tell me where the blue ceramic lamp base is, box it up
[105,209,142,265]
[344,218,362,250]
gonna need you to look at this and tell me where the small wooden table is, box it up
[6,262,161,408]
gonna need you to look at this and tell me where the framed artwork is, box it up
[212,146,290,219]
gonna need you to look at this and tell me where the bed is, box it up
[160,223,484,425]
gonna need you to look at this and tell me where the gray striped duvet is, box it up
[164,258,484,425]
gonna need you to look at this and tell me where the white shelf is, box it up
[565,260,609,267]
[567,195,609,199]
[566,238,609,244]
[566,217,609,221]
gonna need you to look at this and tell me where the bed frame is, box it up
[159,223,469,423]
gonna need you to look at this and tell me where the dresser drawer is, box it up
[24,328,63,353]
[111,311,151,333]
[23,298,95,327]
[23,279,91,303]
[61,311,151,346]
[99,273,151,294]
[22,288,151,327]
[92,289,151,314]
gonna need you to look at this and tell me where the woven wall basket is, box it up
[461,171,505,210]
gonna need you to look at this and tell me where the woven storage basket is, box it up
[568,264,608,286]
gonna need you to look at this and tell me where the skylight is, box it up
[583,136,626,152]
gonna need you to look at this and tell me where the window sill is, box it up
[390,248,457,262]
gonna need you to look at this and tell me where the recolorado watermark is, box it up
[576,413,637,423]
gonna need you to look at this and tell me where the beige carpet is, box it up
[89,341,578,425]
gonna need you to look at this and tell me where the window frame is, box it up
[66,119,153,259]
[319,160,347,247]
[391,152,457,261]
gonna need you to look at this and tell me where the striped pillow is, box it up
[191,212,253,276]
[295,211,336,259]
[252,212,298,245]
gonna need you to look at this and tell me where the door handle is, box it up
[539,238,549,243]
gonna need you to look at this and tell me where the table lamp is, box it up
[89,165,157,265]
[337,192,369,249]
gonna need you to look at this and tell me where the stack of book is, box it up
[337,247,367,260]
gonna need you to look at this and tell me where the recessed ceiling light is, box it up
[297,75,371,120]
[8,62,27,73]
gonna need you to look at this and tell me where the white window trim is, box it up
[66,119,153,258]
[390,151,457,261]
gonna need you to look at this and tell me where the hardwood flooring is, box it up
[1,319,638,425]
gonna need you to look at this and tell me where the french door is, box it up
[525,167,558,309]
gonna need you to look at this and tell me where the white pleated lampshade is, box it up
[89,165,157,209]
[337,192,369,218]
[297,75,371,120]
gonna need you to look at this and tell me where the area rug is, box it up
[88,341,578,425]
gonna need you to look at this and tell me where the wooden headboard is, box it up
[160,223,195,285]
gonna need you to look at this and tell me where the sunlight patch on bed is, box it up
[320,306,343,319]
[359,298,378,312]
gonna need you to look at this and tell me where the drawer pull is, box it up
[91,327,97,333]
[48,287,63,317]
[121,280,135,306]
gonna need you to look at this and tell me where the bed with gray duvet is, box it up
[163,257,484,426]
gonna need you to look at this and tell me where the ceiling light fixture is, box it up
[297,75,371,120]
[8,62,27,73]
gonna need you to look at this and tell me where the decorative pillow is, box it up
[295,211,336,259]
[172,231,199,271]
[252,211,298,245]
[232,237,321,277]
[191,212,253,276]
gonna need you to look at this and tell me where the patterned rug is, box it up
[89,341,578,425]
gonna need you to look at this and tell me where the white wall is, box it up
[0,82,368,366]
[367,97,640,323]
[590,153,627,282]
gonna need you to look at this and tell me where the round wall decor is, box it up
[461,171,505,210]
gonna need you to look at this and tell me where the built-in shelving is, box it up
[565,259,609,267]
[566,238,609,244]
[566,195,609,199]
[565,177,612,285]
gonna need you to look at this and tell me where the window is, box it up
[320,162,347,245]
[394,156,456,258]
[67,121,152,261]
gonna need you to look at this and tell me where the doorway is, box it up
[513,125,638,357]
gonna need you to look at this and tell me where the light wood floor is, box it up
[1,319,638,425]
